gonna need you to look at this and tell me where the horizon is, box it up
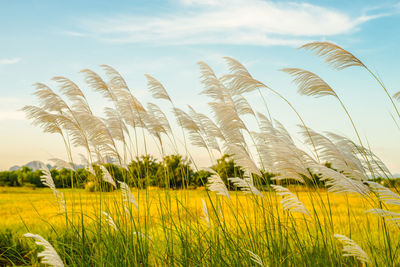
[1,0,400,172]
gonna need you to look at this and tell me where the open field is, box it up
[3,41,400,266]
[0,186,385,231]
[1,186,400,266]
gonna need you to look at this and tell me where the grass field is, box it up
[1,186,400,266]
[6,42,400,266]
[0,186,380,231]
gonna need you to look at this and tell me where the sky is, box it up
[1,0,400,172]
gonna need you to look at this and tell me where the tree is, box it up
[157,154,195,189]
[212,154,244,190]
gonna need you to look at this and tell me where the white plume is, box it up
[271,185,309,215]
[102,211,117,230]
[49,158,74,171]
[366,208,400,226]
[100,165,117,188]
[228,177,263,198]
[201,198,211,227]
[334,234,371,264]
[24,233,64,267]
[206,170,231,200]
[246,250,265,267]
[118,181,138,210]
[39,165,65,213]
[366,181,400,206]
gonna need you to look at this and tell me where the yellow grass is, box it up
[1,186,399,242]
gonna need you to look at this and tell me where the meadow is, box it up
[2,41,400,266]
[2,186,399,266]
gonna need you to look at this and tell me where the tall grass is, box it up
[8,42,400,266]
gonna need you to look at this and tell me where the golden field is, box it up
[1,186,398,242]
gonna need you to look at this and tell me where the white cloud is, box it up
[0,57,21,65]
[75,0,387,46]
[62,31,87,37]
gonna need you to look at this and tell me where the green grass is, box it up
[1,187,400,266]
[11,42,400,266]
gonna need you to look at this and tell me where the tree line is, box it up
[1,154,395,190]
[0,154,270,190]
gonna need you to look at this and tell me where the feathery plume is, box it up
[228,177,263,197]
[246,250,265,267]
[271,185,309,215]
[299,42,365,70]
[102,211,117,230]
[312,164,369,196]
[81,69,115,102]
[201,198,211,227]
[221,57,265,95]
[83,113,119,159]
[49,158,74,171]
[40,165,65,213]
[188,105,221,152]
[267,140,314,183]
[225,144,261,177]
[123,203,132,219]
[85,164,96,176]
[366,181,400,206]
[393,91,400,102]
[208,101,247,144]
[334,234,370,264]
[101,64,129,91]
[173,107,200,132]
[366,208,400,226]
[80,154,96,176]
[233,94,256,117]
[52,76,92,114]
[24,233,64,267]
[196,112,225,141]
[145,74,171,102]
[53,76,85,99]
[282,68,337,98]
[298,126,366,180]
[100,165,117,188]
[198,61,229,102]
[22,106,64,135]
[118,181,138,210]
[273,120,295,145]
[206,170,231,200]
[146,102,172,136]
[104,107,128,143]
[224,56,252,77]
[173,107,212,151]
[33,83,70,113]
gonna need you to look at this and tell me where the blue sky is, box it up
[1,0,400,172]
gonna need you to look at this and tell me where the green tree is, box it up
[212,154,244,190]
[157,154,195,189]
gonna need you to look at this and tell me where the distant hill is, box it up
[9,160,84,171]
[9,165,21,171]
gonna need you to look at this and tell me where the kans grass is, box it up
[2,42,400,266]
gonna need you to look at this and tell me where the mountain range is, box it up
[9,161,84,171]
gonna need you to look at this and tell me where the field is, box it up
[3,41,400,266]
[0,186,375,231]
[1,186,400,266]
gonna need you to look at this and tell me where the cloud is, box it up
[61,31,87,37]
[0,58,21,65]
[74,0,388,46]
